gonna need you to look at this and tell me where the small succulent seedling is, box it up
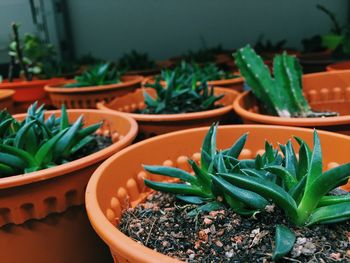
[65,63,123,88]
[234,45,337,118]
[118,50,156,71]
[143,123,350,260]
[0,103,102,176]
[8,23,59,81]
[142,71,223,114]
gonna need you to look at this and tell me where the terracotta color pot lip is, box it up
[98,87,238,122]
[326,61,350,71]
[303,69,350,79]
[0,89,15,100]
[0,78,65,88]
[86,124,350,263]
[44,75,143,93]
[233,90,350,126]
[0,109,138,190]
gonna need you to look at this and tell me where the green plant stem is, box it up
[11,23,32,81]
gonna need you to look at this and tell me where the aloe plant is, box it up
[141,71,223,114]
[64,63,123,88]
[118,50,156,71]
[0,103,102,176]
[234,45,337,118]
[143,123,350,260]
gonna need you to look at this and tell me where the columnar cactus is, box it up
[234,45,334,118]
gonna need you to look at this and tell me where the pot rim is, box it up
[97,87,238,122]
[233,90,350,126]
[44,75,143,93]
[0,109,138,189]
[0,89,15,100]
[327,61,350,71]
[85,124,350,263]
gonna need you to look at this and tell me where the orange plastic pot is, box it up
[97,87,239,138]
[0,78,65,113]
[44,75,143,109]
[85,125,350,263]
[233,70,350,135]
[0,109,138,263]
[0,89,15,112]
[326,61,350,71]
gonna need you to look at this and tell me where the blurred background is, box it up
[0,0,349,64]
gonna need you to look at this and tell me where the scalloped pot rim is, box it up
[44,75,143,93]
[98,87,238,122]
[0,109,138,189]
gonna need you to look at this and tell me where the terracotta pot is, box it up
[85,125,350,263]
[233,70,350,135]
[97,87,239,138]
[326,61,350,71]
[0,89,15,112]
[44,75,143,109]
[0,78,65,113]
[0,109,138,263]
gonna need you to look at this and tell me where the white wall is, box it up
[67,0,349,60]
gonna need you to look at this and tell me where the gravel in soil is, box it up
[120,192,350,263]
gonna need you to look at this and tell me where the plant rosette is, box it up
[233,70,350,135]
[86,125,350,263]
[97,87,239,138]
[44,75,143,109]
[0,89,15,112]
[0,78,65,112]
[0,108,138,263]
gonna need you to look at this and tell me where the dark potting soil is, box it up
[120,192,350,263]
[68,134,113,161]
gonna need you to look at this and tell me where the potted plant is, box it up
[45,63,143,109]
[254,35,299,60]
[86,124,350,262]
[233,45,350,135]
[300,4,350,73]
[0,23,67,112]
[144,61,244,92]
[0,103,138,263]
[97,71,239,138]
[118,50,171,76]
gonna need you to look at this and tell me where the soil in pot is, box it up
[120,192,350,262]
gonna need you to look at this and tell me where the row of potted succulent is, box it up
[2,42,350,263]
[84,46,350,262]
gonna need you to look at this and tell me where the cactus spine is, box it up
[234,45,313,118]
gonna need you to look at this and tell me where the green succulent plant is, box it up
[234,45,337,118]
[143,123,350,260]
[141,71,223,114]
[118,50,156,71]
[182,45,224,64]
[64,63,123,88]
[0,103,102,176]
